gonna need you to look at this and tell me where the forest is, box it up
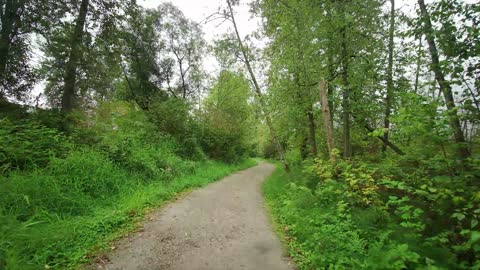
[0,0,479,269]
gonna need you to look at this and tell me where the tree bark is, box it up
[307,109,318,157]
[414,37,422,94]
[327,54,335,128]
[341,26,351,158]
[319,78,335,161]
[61,0,89,113]
[226,0,289,171]
[417,0,470,159]
[0,0,22,83]
[383,0,395,153]
[325,3,335,128]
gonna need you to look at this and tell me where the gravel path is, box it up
[91,163,294,270]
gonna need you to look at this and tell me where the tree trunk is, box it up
[327,54,335,128]
[414,37,422,94]
[179,59,188,99]
[383,0,395,153]
[307,109,318,157]
[363,123,405,155]
[0,0,21,83]
[341,27,351,158]
[319,78,335,161]
[61,0,89,113]
[226,0,289,172]
[417,0,470,159]
[325,3,335,128]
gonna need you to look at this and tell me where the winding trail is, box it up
[92,163,294,270]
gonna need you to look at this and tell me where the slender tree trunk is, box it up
[414,37,422,94]
[319,78,335,161]
[179,60,188,99]
[363,123,405,155]
[307,109,318,157]
[0,0,21,83]
[61,0,89,113]
[226,0,289,171]
[341,27,351,158]
[293,14,317,158]
[327,54,335,128]
[325,3,335,129]
[418,0,470,159]
[383,0,395,153]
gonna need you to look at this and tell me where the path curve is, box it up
[92,163,293,270]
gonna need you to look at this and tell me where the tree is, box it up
[383,0,395,153]
[0,0,53,101]
[201,70,254,162]
[260,0,320,159]
[37,0,131,111]
[61,0,89,113]
[156,3,206,100]
[120,7,168,110]
[417,0,470,159]
[223,0,290,171]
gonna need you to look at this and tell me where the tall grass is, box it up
[0,153,256,269]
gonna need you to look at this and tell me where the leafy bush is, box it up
[264,158,480,270]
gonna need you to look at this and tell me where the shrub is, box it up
[264,158,480,270]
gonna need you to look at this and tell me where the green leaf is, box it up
[452,213,466,221]
[471,231,480,243]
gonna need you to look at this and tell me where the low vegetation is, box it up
[0,100,257,269]
[265,154,480,269]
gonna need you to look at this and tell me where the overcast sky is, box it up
[139,0,259,43]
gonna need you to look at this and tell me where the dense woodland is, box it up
[0,0,479,269]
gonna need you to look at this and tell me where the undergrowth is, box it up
[0,101,258,269]
[263,157,480,270]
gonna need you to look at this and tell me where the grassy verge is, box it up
[262,164,311,268]
[1,159,257,269]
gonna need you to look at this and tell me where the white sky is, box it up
[139,0,259,43]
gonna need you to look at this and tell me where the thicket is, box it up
[265,151,480,269]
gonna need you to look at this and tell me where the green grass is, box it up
[0,158,257,269]
[262,164,312,268]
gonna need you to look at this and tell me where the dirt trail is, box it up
[91,163,294,270]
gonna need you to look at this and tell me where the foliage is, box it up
[0,118,69,172]
[0,100,257,269]
[264,154,480,269]
[1,0,479,269]
[199,71,256,162]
